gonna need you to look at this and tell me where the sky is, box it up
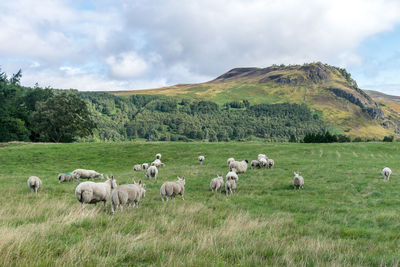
[0,0,400,95]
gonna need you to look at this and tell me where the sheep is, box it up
[259,158,268,167]
[258,154,268,160]
[225,176,237,196]
[151,159,165,167]
[227,157,235,167]
[267,159,275,169]
[226,170,239,181]
[156,153,162,160]
[111,179,146,214]
[142,163,149,170]
[27,176,42,194]
[293,172,304,189]
[198,155,205,164]
[210,175,224,192]
[75,175,117,212]
[160,176,185,201]
[382,167,392,181]
[229,160,248,174]
[58,172,78,183]
[250,160,263,169]
[146,166,158,180]
[133,164,142,171]
[72,169,104,180]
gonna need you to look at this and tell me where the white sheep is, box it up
[226,170,239,181]
[72,169,104,180]
[133,164,142,171]
[258,154,268,160]
[156,153,162,160]
[160,176,185,201]
[198,155,205,164]
[267,159,275,169]
[58,172,78,183]
[75,175,117,212]
[210,175,224,192]
[27,176,42,194]
[146,166,158,180]
[151,159,165,167]
[142,163,149,170]
[229,160,248,174]
[259,158,268,167]
[111,179,146,214]
[227,157,235,167]
[225,176,237,196]
[382,167,392,181]
[250,160,262,169]
[293,172,304,189]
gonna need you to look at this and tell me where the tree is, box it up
[31,92,96,142]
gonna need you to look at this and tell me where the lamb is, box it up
[227,157,235,167]
[142,163,149,170]
[225,176,237,196]
[226,170,239,181]
[111,179,146,214]
[72,169,104,180]
[293,172,304,189]
[75,175,117,212]
[210,175,224,192]
[258,154,268,160]
[58,172,78,183]
[160,176,185,201]
[198,155,205,164]
[151,159,165,167]
[27,176,42,194]
[156,153,162,160]
[133,164,142,171]
[267,159,275,169]
[229,160,248,174]
[146,166,158,180]
[382,167,392,181]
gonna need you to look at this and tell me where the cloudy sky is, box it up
[1,0,400,94]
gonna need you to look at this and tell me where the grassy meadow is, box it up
[0,141,400,266]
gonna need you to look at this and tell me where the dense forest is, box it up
[0,70,329,142]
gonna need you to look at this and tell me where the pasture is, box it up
[0,141,399,266]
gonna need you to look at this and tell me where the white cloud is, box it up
[106,52,148,79]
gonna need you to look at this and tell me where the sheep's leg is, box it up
[35,187,38,194]
[81,203,85,215]
[103,200,107,211]
[181,194,184,201]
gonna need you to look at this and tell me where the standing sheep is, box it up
[226,170,239,181]
[227,157,235,167]
[251,160,265,169]
[210,175,224,192]
[111,179,146,214]
[146,166,158,180]
[27,176,42,194]
[258,154,268,160]
[133,164,142,171]
[267,159,275,169]
[75,175,117,212]
[156,153,162,160]
[382,167,392,181]
[142,163,149,170]
[58,172,78,183]
[259,158,268,167]
[151,159,165,167]
[293,172,304,189]
[198,155,205,165]
[160,176,186,201]
[72,169,104,180]
[225,176,237,196]
[229,160,248,174]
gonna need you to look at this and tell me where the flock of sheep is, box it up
[26,152,393,214]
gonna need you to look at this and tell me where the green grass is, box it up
[0,141,399,266]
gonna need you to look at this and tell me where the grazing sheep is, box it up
[156,153,162,160]
[293,172,304,189]
[259,158,268,167]
[133,164,142,171]
[210,175,224,192]
[72,169,104,180]
[382,167,392,181]
[250,160,263,169]
[146,166,158,180]
[198,155,205,164]
[267,159,275,169]
[111,179,146,214]
[229,160,248,174]
[160,176,185,201]
[58,172,78,183]
[226,170,239,181]
[75,175,117,212]
[151,159,165,167]
[258,154,268,160]
[142,163,149,170]
[227,157,235,167]
[225,177,237,196]
[27,176,42,194]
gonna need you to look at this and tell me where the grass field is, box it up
[1,141,400,266]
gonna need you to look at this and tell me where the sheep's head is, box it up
[110,175,117,189]
[177,176,186,185]
[244,159,249,163]
[99,173,104,179]
[217,174,222,180]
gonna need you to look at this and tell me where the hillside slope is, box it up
[115,63,398,138]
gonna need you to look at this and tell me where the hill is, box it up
[115,63,398,138]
